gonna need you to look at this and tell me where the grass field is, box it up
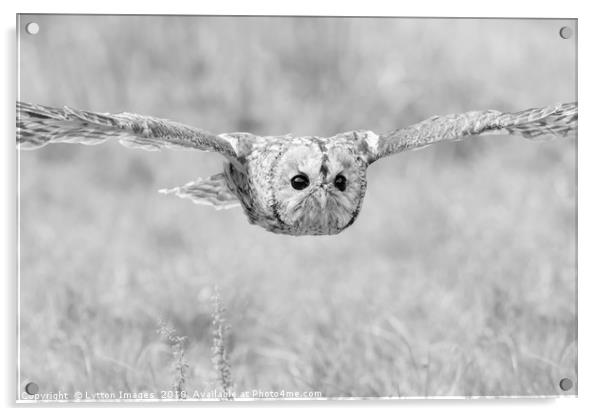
[18,16,576,398]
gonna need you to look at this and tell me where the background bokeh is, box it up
[18,15,576,398]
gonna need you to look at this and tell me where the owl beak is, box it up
[317,189,328,210]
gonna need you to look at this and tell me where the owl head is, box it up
[266,137,369,235]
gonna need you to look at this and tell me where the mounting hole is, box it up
[559,26,573,39]
[24,382,39,395]
[559,378,573,391]
[25,22,40,35]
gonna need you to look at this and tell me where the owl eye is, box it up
[334,174,347,191]
[290,173,310,190]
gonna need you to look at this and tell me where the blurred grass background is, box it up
[18,16,576,398]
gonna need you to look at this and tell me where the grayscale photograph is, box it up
[16,15,577,401]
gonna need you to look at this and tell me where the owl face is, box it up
[267,140,368,235]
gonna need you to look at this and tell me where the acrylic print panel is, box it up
[17,15,577,401]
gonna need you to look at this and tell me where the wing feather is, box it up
[159,174,240,210]
[16,101,245,159]
[370,102,577,162]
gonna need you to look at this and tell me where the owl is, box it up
[16,101,577,236]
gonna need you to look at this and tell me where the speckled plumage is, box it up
[16,101,577,236]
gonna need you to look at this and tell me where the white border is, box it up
[15,12,21,409]
[0,0,583,17]
[3,1,601,415]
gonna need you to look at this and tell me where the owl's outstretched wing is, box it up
[16,101,251,160]
[366,102,577,163]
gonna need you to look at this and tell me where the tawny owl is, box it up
[16,101,577,236]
